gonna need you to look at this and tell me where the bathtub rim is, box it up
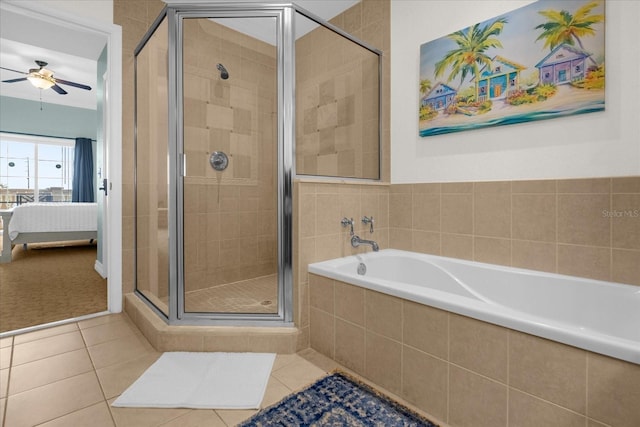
[308,249,640,365]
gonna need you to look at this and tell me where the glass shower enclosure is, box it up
[134,2,381,326]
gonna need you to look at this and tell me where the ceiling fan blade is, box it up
[51,84,68,95]
[54,78,92,91]
[0,66,28,75]
[2,77,28,83]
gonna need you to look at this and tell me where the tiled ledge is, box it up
[124,294,301,354]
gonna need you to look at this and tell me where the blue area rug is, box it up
[239,371,439,426]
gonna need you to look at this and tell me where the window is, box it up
[0,133,74,208]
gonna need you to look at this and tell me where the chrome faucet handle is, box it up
[341,217,354,236]
[362,216,374,233]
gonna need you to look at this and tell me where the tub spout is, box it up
[351,235,379,252]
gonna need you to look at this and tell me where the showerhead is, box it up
[216,63,229,80]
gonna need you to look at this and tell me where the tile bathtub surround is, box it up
[388,177,640,286]
[309,274,640,427]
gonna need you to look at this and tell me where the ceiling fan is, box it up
[0,60,91,94]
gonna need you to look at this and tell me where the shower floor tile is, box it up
[184,274,278,314]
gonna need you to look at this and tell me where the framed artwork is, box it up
[419,0,605,137]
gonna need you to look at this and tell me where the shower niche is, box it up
[134,2,381,326]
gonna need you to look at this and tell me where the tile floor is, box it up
[0,313,439,427]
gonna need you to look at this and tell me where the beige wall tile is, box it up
[402,301,448,360]
[412,230,441,255]
[611,194,640,249]
[309,307,334,359]
[558,194,610,246]
[473,237,511,266]
[450,314,508,383]
[441,194,473,234]
[442,182,473,194]
[512,180,556,193]
[509,332,587,414]
[389,228,412,251]
[315,234,342,262]
[612,249,640,285]
[309,274,334,314]
[412,193,440,231]
[390,192,412,228]
[512,194,556,242]
[365,331,402,395]
[612,176,640,193]
[587,353,640,427]
[441,233,473,260]
[474,193,511,238]
[509,389,586,427]
[557,244,610,281]
[557,178,610,194]
[334,281,365,326]
[334,319,365,374]
[449,365,508,427]
[365,290,402,341]
[402,346,448,421]
[511,240,556,273]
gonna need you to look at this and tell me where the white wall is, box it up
[390,0,640,183]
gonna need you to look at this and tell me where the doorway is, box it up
[0,1,122,335]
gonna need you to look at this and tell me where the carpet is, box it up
[112,352,276,409]
[0,241,106,333]
[239,371,439,426]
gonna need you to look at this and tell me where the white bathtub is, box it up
[308,249,640,365]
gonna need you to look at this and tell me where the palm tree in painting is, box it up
[535,1,604,65]
[419,79,432,96]
[434,18,507,101]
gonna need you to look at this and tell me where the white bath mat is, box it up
[112,352,276,409]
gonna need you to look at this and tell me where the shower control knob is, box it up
[209,151,229,171]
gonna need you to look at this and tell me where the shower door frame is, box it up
[172,4,294,325]
[134,3,294,326]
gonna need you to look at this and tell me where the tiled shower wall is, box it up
[296,16,380,179]
[182,19,278,292]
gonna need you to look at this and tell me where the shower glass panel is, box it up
[181,16,279,315]
[295,11,380,180]
[135,17,170,316]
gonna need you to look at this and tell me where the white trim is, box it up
[1,1,123,313]
[94,260,107,278]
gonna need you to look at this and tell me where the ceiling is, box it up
[0,0,358,111]
[0,5,106,110]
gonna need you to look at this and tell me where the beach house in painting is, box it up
[475,56,526,101]
[421,82,457,111]
[535,43,591,85]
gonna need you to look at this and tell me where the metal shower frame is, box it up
[133,1,382,326]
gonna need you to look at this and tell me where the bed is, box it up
[0,202,97,263]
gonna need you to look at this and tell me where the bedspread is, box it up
[8,202,98,240]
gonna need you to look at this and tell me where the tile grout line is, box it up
[78,320,118,427]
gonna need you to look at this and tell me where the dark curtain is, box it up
[72,137,94,202]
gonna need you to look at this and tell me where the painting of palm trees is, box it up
[419,0,605,137]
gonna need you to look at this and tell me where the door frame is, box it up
[1,1,123,313]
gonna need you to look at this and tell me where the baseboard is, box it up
[95,260,107,278]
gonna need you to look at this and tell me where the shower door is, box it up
[177,11,289,321]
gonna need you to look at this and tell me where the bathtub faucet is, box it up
[351,235,379,252]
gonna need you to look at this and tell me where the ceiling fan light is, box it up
[27,74,55,90]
